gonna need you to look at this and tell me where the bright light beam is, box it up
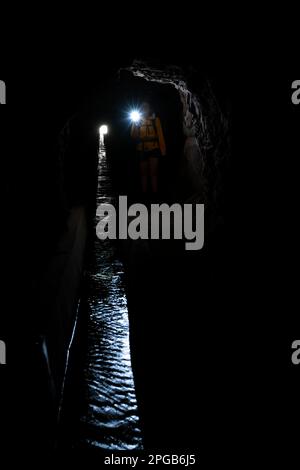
[129,110,141,123]
[99,124,108,136]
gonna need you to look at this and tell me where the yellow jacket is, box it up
[131,116,166,156]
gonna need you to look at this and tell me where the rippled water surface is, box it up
[78,142,142,450]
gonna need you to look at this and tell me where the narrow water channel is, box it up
[76,140,142,450]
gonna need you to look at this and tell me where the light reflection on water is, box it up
[78,143,142,450]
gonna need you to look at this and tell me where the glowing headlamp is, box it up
[129,110,142,123]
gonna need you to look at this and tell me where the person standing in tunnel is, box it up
[131,101,166,197]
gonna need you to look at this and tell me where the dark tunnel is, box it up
[1,59,232,453]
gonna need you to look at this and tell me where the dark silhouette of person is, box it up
[131,101,166,195]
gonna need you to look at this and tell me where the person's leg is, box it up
[140,159,149,193]
[149,157,159,194]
